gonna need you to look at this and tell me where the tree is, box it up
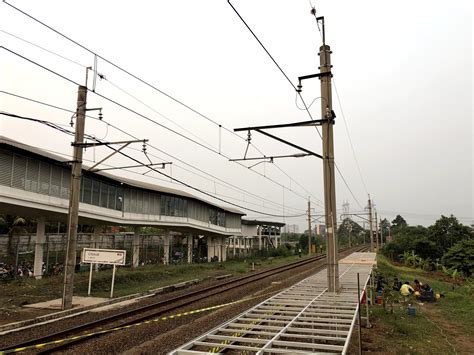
[391,215,407,230]
[337,218,364,246]
[382,225,429,260]
[298,233,315,252]
[0,215,27,235]
[428,215,471,253]
[0,215,28,256]
[442,239,474,277]
[379,218,391,235]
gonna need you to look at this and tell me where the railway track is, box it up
[0,245,368,354]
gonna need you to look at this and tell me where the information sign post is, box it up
[81,248,126,298]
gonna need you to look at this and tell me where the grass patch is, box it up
[0,254,303,307]
[366,255,474,353]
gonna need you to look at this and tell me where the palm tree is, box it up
[0,215,27,263]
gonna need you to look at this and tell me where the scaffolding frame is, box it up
[171,252,376,354]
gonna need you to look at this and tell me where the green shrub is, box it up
[442,240,474,277]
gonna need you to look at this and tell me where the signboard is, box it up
[82,248,126,298]
[81,248,126,266]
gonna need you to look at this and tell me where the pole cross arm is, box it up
[85,140,150,171]
[256,129,323,160]
[297,72,332,92]
[89,162,170,173]
[72,139,147,148]
[229,153,310,162]
[340,213,371,222]
[233,121,324,160]
[234,119,328,131]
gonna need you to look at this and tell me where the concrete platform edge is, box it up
[0,278,200,333]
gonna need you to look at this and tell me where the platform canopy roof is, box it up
[242,219,285,227]
[0,136,245,216]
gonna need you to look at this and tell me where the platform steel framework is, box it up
[171,252,376,354]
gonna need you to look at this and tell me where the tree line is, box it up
[382,214,473,277]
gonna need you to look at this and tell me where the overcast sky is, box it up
[1,0,472,230]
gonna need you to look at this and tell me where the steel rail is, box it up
[1,245,367,353]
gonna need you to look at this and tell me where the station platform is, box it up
[171,251,376,355]
[23,296,110,310]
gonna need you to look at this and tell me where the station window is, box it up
[92,179,100,206]
[160,195,187,217]
[82,177,92,204]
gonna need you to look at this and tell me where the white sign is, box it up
[82,248,126,266]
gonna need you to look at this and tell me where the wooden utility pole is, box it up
[375,210,379,251]
[320,41,339,292]
[368,196,374,252]
[307,199,312,254]
[62,85,87,310]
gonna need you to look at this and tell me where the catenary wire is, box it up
[226,0,320,136]
[104,78,216,151]
[0,110,307,218]
[226,1,365,210]
[0,28,87,68]
[307,3,367,210]
[0,133,302,215]
[1,2,323,205]
[0,46,320,208]
[333,79,369,196]
[0,90,307,214]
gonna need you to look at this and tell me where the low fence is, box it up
[0,234,205,282]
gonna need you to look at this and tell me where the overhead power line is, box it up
[0,90,306,214]
[226,1,364,210]
[0,110,308,218]
[0,132,301,215]
[1,2,323,206]
[333,79,369,196]
[1,45,322,210]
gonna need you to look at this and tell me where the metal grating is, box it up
[171,252,376,355]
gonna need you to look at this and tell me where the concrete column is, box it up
[92,226,102,271]
[163,231,170,265]
[207,237,213,262]
[187,235,193,263]
[34,217,46,279]
[233,236,236,257]
[214,238,217,260]
[221,238,227,262]
[132,226,140,268]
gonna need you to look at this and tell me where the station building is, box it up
[0,136,244,278]
[228,219,285,256]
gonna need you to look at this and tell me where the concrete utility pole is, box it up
[368,196,374,252]
[62,85,87,310]
[380,218,384,248]
[375,210,379,251]
[348,221,352,247]
[320,42,339,292]
[307,199,312,254]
